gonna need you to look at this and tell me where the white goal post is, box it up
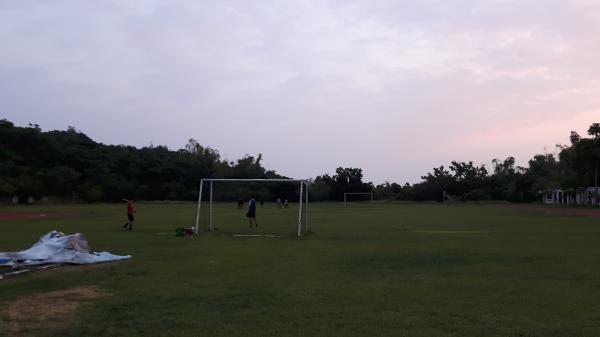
[194,178,310,237]
[442,190,457,203]
[344,192,374,207]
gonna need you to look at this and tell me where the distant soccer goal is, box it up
[344,192,374,207]
[194,179,310,237]
[442,190,457,203]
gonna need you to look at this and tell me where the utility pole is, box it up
[594,159,600,204]
[594,161,598,193]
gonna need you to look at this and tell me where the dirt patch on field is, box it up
[0,212,71,221]
[1,286,107,335]
[495,204,600,218]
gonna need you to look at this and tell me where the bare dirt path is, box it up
[0,212,71,221]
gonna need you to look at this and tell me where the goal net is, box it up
[194,179,309,237]
[442,190,457,203]
[343,192,374,207]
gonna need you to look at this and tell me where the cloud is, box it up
[1,0,599,183]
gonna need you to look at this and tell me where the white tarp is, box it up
[0,230,131,267]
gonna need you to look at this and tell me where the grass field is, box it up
[1,202,600,336]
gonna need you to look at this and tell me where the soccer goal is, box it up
[442,190,457,203]
[194,179,310,237]
[343,192,374,207]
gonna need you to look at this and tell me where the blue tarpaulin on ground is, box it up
[0,230,131,269]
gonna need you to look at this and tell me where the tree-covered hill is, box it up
[0,119,285,202]
[1,119,599,203]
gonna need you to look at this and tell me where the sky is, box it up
[1,0,599,184]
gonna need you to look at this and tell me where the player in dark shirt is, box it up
[247,194,257,228]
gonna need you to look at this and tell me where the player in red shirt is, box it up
[122,198,136,231]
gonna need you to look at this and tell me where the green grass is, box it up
[1,202,600,336]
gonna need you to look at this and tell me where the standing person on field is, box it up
[247,194,257,228]
[122,198,136,231]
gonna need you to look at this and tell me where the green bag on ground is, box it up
[174,227,185,237]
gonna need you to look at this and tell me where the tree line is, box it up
[369,123,600,202]
[1,119,599,203]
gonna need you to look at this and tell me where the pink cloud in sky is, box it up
[1,0,599,183]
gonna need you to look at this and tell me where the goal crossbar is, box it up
[194,178,310,237]
[344,192,374,207]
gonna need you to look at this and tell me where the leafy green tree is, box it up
[317,167,372,201]
[419,166,454,201]
[448,161,489,198]
[0,178,17,196]
[307,177,331,201]
[0,120,291,202]
[588,123,600,139]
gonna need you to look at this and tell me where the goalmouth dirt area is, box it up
[1,285,108,336]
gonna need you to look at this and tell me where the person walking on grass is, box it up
[122,198,136,231]
[247,194,258,228]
